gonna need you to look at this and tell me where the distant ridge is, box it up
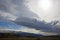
[0,20,43,37]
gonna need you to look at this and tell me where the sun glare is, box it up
[38,0,52,10]
[26,0,53,22]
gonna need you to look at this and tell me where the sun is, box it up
[26,0,53,22]
[38,0,52,10]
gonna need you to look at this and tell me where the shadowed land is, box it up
[0,33,60,40]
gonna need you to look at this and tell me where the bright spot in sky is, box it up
[38,0,52,10]
[26,0,59,22]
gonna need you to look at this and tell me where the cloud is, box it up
[0,11,17,21]
[26,0,60,22]
[14,17,60,33]
[0,0,60,36]
[0,0,39,21]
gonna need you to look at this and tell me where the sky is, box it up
[26,0,60,22]
[0,0,60,36]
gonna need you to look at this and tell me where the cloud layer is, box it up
[0,0,39,21]
[0,0,60,35]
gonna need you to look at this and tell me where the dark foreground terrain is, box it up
[0,33,60,40]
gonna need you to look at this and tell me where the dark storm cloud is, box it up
[15,17,60,33]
